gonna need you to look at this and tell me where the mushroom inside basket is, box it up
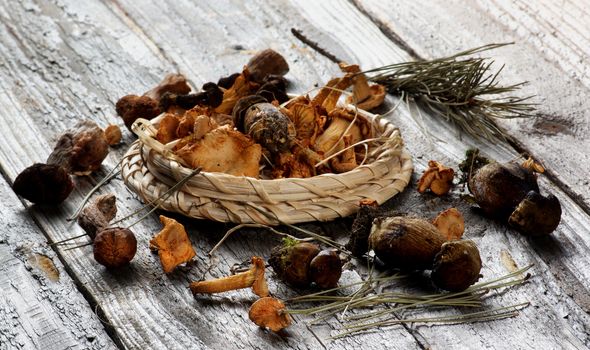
[120,54,413,225]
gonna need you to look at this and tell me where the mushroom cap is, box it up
[150,215,196,273]
[93,227,137,269]
[13,163,74,205]
[508,191,562,236]
[309,249,342,289]
[248,297,292,332]
[369,216,446,270]
[432,208,465,241]
[431,240,482,292]
[469,162,539,219]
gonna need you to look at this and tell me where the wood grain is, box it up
[0,176,116,350]
[353,0,590,213]
[1,0,590,349]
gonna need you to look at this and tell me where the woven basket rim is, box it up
[121,100,413,225]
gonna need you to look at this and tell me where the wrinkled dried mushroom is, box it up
[150,216,196,273]
[248,297,291,332]
[13,164,74,205]
[78,194,117,239]
[417,160,455,195]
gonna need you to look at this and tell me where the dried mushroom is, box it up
[309,249,342,289]
[431,240,482,292]
[116,95,161,130]
[232,96,295,156]
[175,124,262,177]
[78,194,117,239]
[93,227,137,269]
[432,207,465,241]
[13,120,110,205]
[104,124,122,145]
[245,49,289,84]
[369,216,446,270]
[269,241,320,287]
[417,160,455,195]
[248,297,291,332]
[508,191,561,236]
[47,120,109,176]
[190,256,268,297]
[466,150,562,236]
[150,216,196,273]
[13,163,74,205]
[340,63,385,111]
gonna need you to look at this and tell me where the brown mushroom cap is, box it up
[431,240,482,292]
[93,227,137,269]
[508,191,561,236]
[248,297,292,332]
[13,163,74,205]
[369,216,446,270]
[468,161,539,219]
[309,249,342,289]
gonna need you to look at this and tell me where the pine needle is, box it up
[364,43,535,141]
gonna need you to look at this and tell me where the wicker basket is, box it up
[121,105,413,225]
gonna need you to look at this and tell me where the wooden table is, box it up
[1,1,589,349]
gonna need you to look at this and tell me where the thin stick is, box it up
[208,223,310,256]
[109,168,201,227]
[67,159,123,221]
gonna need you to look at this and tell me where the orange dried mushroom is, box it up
[175,125,262,178]
[432,207,465,241]
[150,215,196,273]
[248,297,292,332]
[156,113,180,144]
[417,160,455,195]
[189,256,268,297]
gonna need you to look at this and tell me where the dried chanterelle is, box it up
[432,207,465,241]
[249,297,292,332]
[150,216,196,274]
[417,160,455,196]
[190,256,268,297]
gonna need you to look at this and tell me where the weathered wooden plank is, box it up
[352,0,590,213]
[0,176,116,350]
[289,0,590,347]
[1,0,590,349]
[0,0,419,349]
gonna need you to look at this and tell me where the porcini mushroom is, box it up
[508,191,562,236]
[189,256,268,297]
[248,297,291,332]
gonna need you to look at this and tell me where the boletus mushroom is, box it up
[369,216,446,270]
[431,240,482,292]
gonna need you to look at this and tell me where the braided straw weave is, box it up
[121,106,413,225]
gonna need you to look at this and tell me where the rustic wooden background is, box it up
[1,0,589,349]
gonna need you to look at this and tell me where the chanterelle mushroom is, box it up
[150,216,196,273]
[417,160,455,195]
[340,63,386,111]
[190,256,268,297]
[248,297,292,332]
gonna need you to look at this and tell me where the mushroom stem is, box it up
[190,256,268,297]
